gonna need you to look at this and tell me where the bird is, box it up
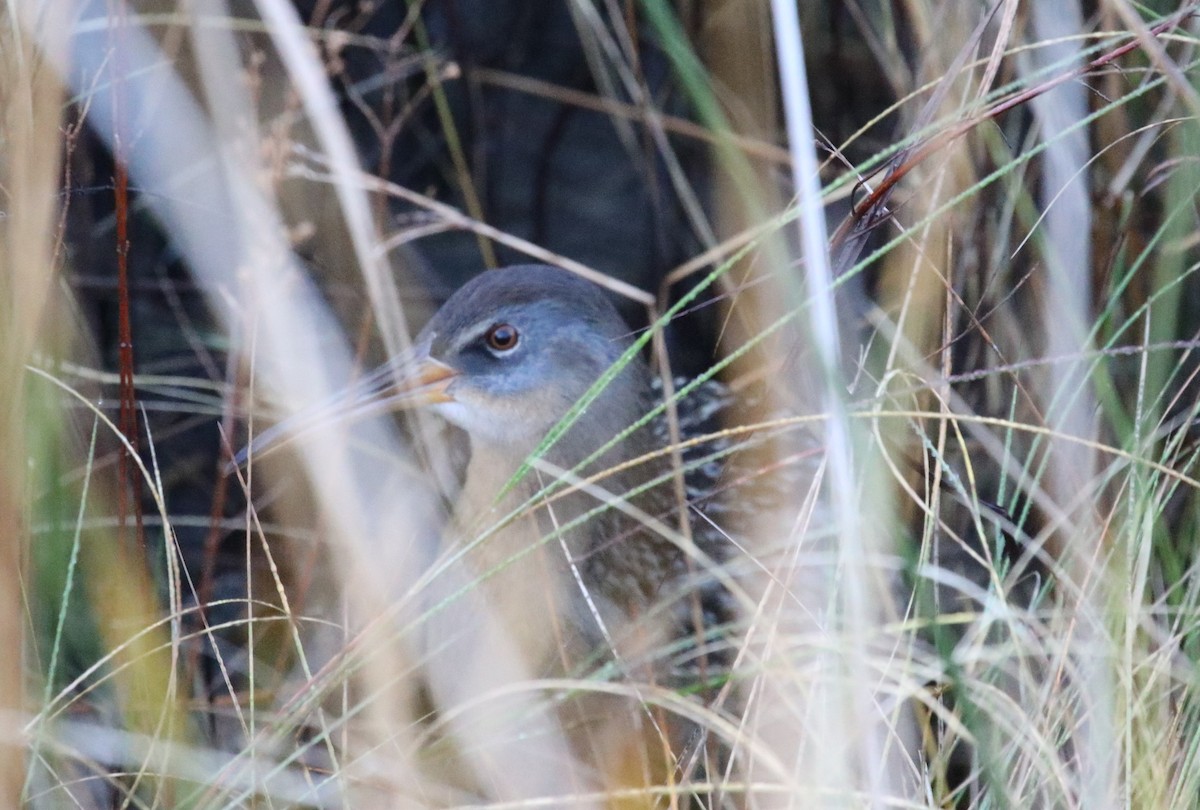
[381,264,752,804]
[237,263,758,803]
[232,263,744,674]
[383,264,739,677]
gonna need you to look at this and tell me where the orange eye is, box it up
[484,323,520,352]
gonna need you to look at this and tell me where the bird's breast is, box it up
[447,447,617,670]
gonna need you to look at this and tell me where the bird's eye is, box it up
[484,323,520,353]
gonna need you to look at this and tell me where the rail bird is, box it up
[240,264,757,803]
[387,264,737,675]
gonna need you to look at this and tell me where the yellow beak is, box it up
[391,356,459,405]
[227,352,459,474]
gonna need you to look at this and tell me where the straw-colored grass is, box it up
[8,0,1200,807]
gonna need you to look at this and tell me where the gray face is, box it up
[415,266,639,448]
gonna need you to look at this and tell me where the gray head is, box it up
[408,265,652,456]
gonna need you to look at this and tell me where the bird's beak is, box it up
[389,356,459,405]
[226,349,458,474]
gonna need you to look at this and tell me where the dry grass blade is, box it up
[11,1,1200,807]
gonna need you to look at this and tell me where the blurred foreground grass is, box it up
[5,1,1200,807]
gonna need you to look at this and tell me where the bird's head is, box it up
[400,265,651,455]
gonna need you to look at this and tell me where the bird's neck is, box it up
[449,429,654,668]
[451,365,661,546]
[445,371,669,668]
[456,419,657,523]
